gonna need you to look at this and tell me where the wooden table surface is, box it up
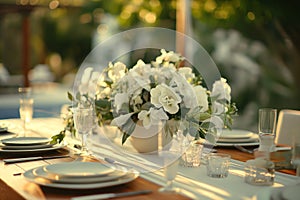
[0,147,189,200]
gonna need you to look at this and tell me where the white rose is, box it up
[211,78,231,102]
[150,84,181,114]
[193,85,209,112]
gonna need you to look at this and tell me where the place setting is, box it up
[0,136,66,154]
[214,129,259,147]
[22,161,139,190]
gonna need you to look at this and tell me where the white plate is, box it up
[220,129,254,139]
[23,167,139,189]
[0,143,65,153]
[217,134,259,143]
[0,127,8,133]
[1,143,54,150]
[33,165,127,183]
[1,137,50,146]
[43,162,115,178]
[215,142,260,147]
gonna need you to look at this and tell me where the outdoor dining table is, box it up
[0,118,297,200]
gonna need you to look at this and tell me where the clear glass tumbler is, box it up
[258,108,277,152]
[206,153,231,178]
[180,141,203,167]
[18,87,34,137]
[291,141,300,179]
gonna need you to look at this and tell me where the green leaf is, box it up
[122,133,131,144]
[50,130,66,144]
[67,91,75,101]
[199,113,211,121]
[121,117,136,144]
[200,121,212,129]
[95,99,111,108]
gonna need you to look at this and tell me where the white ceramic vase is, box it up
[129,120,179,153]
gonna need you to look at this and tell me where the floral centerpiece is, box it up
[52,49,237,146]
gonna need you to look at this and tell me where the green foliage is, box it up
[50,130,65,144]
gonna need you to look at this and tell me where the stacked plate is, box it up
[216,129,259,146]
[0,137,64,153]
[23,161,139,189]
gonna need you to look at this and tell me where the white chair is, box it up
[275,109,300,146]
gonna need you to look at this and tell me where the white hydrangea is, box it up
[211,78,231,102]
[193,85,209,112]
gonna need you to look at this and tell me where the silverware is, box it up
[71,190,152,200]
[233,145,254,154]
[104,157,128,167]
[3,155,70,164]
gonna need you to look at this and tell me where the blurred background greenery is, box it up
[0,0,299,131]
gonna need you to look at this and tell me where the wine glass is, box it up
[159,151,181,193]
[73,106,94,156]
[258,108,277,152]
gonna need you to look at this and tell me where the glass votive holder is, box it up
[180,141,203,167]
[206,153,231,178]
[244,158,275,186]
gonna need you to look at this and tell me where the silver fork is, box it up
[233,144,254,154]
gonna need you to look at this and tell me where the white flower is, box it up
[156,49,182,63]
[138,108,169,128]
[108,62,126,82]
[193,85,209,112]
[114,93,129,112]
[212,101,226,115]
[130,60,152,77]
[98,87,111,99]
[132,95,143,112]
[128,67,151,92]
[211,78,231,102]
[150,84,182,114]
[170,73,196,109]
[178,67,195,81]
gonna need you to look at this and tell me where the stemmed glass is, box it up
[159,151,181,193]
[73,106,94,156]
